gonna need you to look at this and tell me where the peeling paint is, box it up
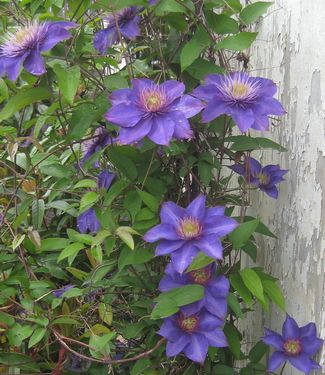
[243,0,325,374]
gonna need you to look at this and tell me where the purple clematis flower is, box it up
[0,21,76,81]
[159,263,229,322]
[105,78,204,145]
[158,309,228,363]
[193,72,285,132]
[229,156,288,199]
[97,170,116,190]
[94,7,140,54]
[77,208,100,234]
[148,0,159,5]
[53,284,74,298]
[262,314,323,374]
[81,126,113,165]
[144,195,238,273]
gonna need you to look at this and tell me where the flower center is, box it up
[258,173,270,185]
[232,83,250,99]
[283,339,302,356]
[178,313,199,333]
[140,86,167,113]
[188,267,212,285]
[178,217,202,240]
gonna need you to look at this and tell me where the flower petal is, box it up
[170,111,193,140]
[144,224,179,242]
[40,24,73,51]
[231,107,255,132]
[262,328,284,350]
[161,80,185,103]
[208,276,230,298]
[185,194,206,221]
[200,311,222,331]
[195,236,223,260]
[301,336,323,356]
[262,185,279,199]
[203,328,228,347]
[93,27,118,54]
[120,16,140,40]
[282,314,300,340]
[289,353,317,374]
[300,322,317,338]
[204,293,227,322]
[4,55,24,81]
[175,94,204,118]
[155,240,184,256]
[170,244,198,274]
[118,118,152,144]
[105,103,144,127]
[109,88,134,105]
[157,317,181,341]
[203,216,238,237]
[160,201,184,226]
[183,333,208,363]
[147,115,175,145]
[201,101,229,123]
[166,334,190,357]
[267,351,286,372]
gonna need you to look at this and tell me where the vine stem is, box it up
[279,362,287,375]
[53,330,165,365]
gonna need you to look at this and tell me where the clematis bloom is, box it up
[144,195,238,273]
[262,314,323,374]
[229,156,288,199]
[105,78,204,145]
[0,21,76,81]
[77,208,100,234]
[158,309,227,363]
[193,72,285,132]
[53,284,74,298]
[97,170,116,190]
[81,126,113,165]
[159,263,229,322]
[94,7,140,54]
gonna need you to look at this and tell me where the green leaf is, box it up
[74,179,97,189]
[249,340,269,362]
[107,148,138,181]
[80,191,99,212]
[0,88,50,122]
[206,12,239,34]
[229,273,253,305]
[53,64,80,104]
[40,238,70,251]
[227,135,287,152]
[155,0,188,15]
[229,219,259,249]
[28,327,47,348]
[103,180,130,207]
[227,293,243,318]
[224,323,241,359]
[155,284,204,307]
[51,317,81,325]
[216,32,258,51]
[40,164,73,179]
[68,103,97,141]
[12,234,25,250]
[116,226,135,250]
[131,358,151,375]
[32,199,45,230]
[186,58,224,80]
[58,242,85,262]
[214,365,234,375]
[0,352,40,372]
[187,252,214,271]
[137,189,159,212]
[240,2,273,24]
[240,268,264,302]
[151,298,179,319]
[262,280,285,310]
[66,267,88,281]
[124,190,142,222]
[181,26,211,71]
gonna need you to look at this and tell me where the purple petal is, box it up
[254,77,278,96]
[97,170,115,190]
[105,104,144,127]
[262,328,284,350]
[170,244,198,274]
[132,78,155,92]
[185,194,206,221]
[199,311,222,331]
[301,336,323,356]
[201,102,229,123]
[93,27,118,54]
[258,97,286,116]
[205,206,225,218]
[203,216,238,237]
[229,164,246,176]
[144,224,179,242]
[282,315,300,340]
[251,114,270,131]
[109,88,134,105]
[155,240,184,256]
[231,107,255,132]
[147,115,175,146]
[160,202,184,226]
[180,301,203,317]
[183,333,208,363]
[159,274,186,292]
[170,111,194,140]
[4,55,24,81]
[161,80,185,103]
[120,16,140,40]
[166,334,190,357]
[300,322,317,338]
[246,157,262,177]
[262,185,279,199]
[118,118,152,144]
[288,353,316,374]
[207,276,230,298]
[204,293,227,321]
[158,318,181,341]
[195,236,223,260]
[40,24,73,51]
[193,84,218,102]
[267,351,286,372]
[176,94,204,118]
[203,328,228,347]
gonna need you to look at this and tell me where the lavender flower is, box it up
[81,127,113,165]
[193,72,285,132]
[262,315,323,374]
[53,284,74,298]
[97,170,116,190]
[158,309,227,363]
[229,156,288,199]
[105,78,204,145]
[144,195,238,273]
[159,263,229,322]
[94,7,140,54]
[0,21,76,81]
[77,208,100,234]
[148,0,159,5]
